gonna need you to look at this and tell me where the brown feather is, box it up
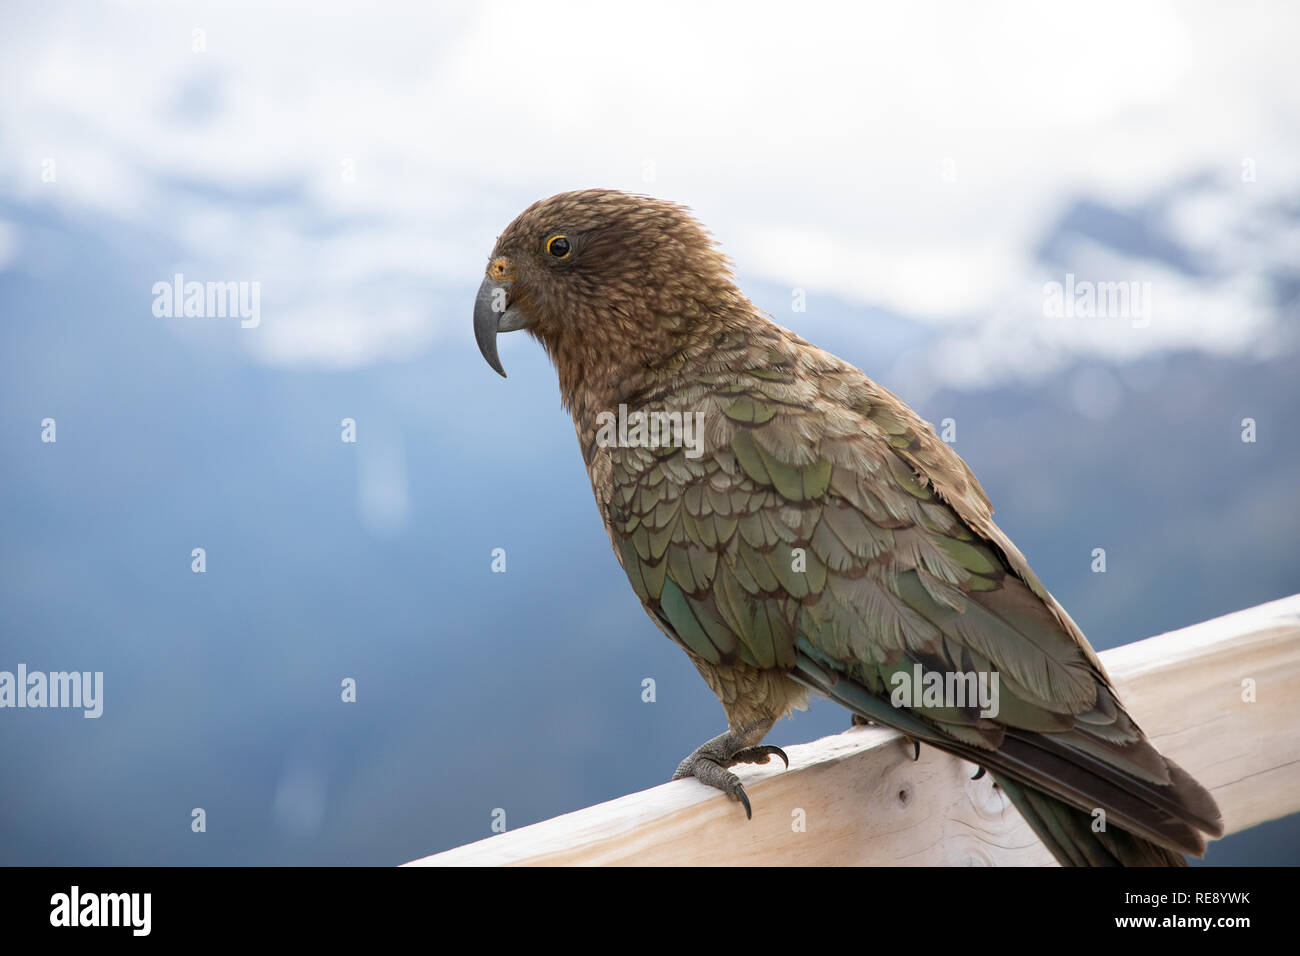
[482,189,1224,865]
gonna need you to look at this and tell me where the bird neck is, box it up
[544,295,764,433]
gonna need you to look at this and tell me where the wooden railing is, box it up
[406,593,1300,866]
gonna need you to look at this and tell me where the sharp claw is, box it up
[733,745,789,769]
[734,782,752,820]
[675,733,783,821]
[971,766,986,780]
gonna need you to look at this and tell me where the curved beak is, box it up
[473,276,529,378]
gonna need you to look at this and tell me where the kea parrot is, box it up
[472,189,1223,866]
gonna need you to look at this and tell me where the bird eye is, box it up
[546,234,572,259]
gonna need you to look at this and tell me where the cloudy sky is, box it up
[2,0,1296,384]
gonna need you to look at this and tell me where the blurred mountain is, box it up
[0,188,1296,867]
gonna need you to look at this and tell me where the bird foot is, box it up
[850,716,920,760]
[672,731,789,819]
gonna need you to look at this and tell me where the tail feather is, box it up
[791,654,1220,866]
[995,774,1188,867]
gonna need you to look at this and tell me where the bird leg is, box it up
[672,722,788,819]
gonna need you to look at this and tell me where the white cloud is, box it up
[0,0,1295,385]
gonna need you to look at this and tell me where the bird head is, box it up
[473,189,740,406]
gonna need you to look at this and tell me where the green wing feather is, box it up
[598,336,1221,864]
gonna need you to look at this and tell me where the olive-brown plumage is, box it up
[474,189,1223,865]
